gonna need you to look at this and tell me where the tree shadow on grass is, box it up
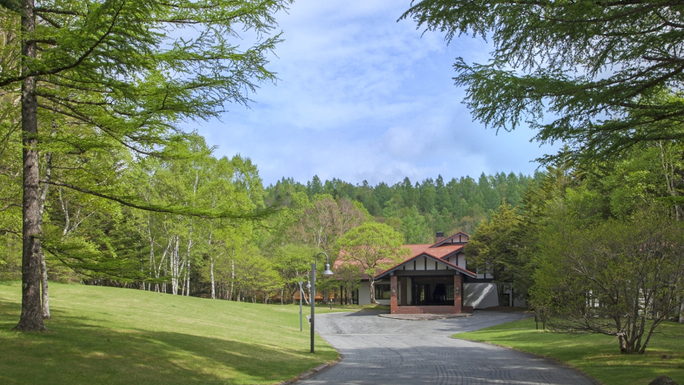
[0,307,335,385]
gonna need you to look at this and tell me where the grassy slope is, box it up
[0,282,338,385]
[454,317,684,385]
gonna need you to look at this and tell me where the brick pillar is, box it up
[454,274,462,314]
[390,275,398,314]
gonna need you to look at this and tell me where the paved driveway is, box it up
[299,311,598,385]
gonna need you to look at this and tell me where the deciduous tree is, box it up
[335,222,408,305]
[531,206,684,354]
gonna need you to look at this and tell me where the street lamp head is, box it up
[315,252,334,276]
[322,263,334,276]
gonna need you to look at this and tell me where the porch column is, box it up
[454,274,462,313]
[390,275,398,314]
[400,277,407,306]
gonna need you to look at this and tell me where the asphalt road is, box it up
[299,311,599,385]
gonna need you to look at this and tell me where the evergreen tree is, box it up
[1,0,288,331]
[402,1,684,161]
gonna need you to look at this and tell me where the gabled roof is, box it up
[408,244,465,260]
[375,252,476,280]
[334,231,475,280]
[431,231,469,248]
[374,231,476,279]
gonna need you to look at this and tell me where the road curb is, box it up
[279,358,341,385]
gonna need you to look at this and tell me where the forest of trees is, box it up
[2,0,683,357]
[402,0,684,353]
[0,123,532,305]
[267,171,536,239]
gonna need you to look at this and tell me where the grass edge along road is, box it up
[0,281,338,385]
[454,316,684,385]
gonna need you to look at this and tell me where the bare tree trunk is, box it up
[210,259,216,300]
[185,221,192,297]
[39,252,50,319]
[38,150,53,319]
[369,277,379,305]
[146,214,157,292]
[16,0,45,332]
[171,235,179,295]
[185,255,190,296]
[229,256,235,301]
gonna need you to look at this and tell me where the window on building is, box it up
[375,283,391,300]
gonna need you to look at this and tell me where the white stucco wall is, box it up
[457,254,466,269]
[358,281,371,305]
[357,281,390,305]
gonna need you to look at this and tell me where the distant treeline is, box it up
[265,172,540,241]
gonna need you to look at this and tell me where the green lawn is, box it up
[0,281,338,385]
[454,317,684,385]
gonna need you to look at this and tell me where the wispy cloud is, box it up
[191,0,558,187]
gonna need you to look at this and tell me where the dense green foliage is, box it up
[402,1,684,162]
[403,0,684,351]
[534,208,684,354]
[464,141,684,353]
[266,172,536,240]
[1,0,292,331]
[335,222,409,304]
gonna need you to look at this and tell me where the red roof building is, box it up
[335,231,509,314]
[335,230,514,313]
[374,231,477,315]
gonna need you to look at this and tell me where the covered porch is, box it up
[376,254,477,315]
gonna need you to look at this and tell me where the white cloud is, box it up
[190,0,559,187]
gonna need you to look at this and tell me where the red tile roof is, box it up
[334,232,474,279]
[374,251,476,279]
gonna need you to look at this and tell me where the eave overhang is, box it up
[375,252,476,280]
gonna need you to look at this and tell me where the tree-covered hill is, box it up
[265,172,539,240]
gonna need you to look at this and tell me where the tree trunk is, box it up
[618,333,635,354]
[185,255,190,296]
[369,277,379,305]
[229,256,235,301]
[40,251,50,319]
[39,151,53,320]
[171,235,179,295]
[185,223,192,297]
[210,258,216,300]
[15,0,46,332]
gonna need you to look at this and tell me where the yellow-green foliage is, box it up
[0,282,337,385]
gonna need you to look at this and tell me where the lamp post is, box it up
[298,275,310,332]
[311,252,333,353]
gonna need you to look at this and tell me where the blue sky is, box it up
[192,1,560,187]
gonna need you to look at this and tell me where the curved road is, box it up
[300,311,598,385]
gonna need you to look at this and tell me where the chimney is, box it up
[435,231,444,244]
